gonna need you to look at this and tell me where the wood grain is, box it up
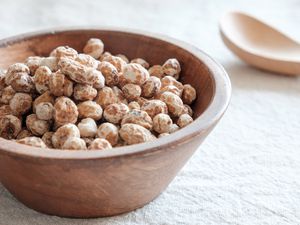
[0,28,231,217]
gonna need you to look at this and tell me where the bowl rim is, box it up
[0,27,231,160]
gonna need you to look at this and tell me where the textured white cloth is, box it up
[1,0,300,224]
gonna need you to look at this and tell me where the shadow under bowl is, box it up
[0,28,231,218]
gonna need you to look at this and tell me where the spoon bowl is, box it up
[220,12,300,75]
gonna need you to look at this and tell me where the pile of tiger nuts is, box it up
[0,38,196,150]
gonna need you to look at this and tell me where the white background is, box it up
[0,0,300,224]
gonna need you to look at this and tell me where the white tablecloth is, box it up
[1,0,300,224]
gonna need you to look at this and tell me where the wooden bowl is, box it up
[0,28,231,218]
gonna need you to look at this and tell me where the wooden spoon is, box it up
[220,11,300,75]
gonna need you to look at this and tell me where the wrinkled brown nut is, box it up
[182,84,196,105]
[77,101,103,120]
[128,101,140,110]
[95,87,118,109]
[1,86,16,104]
[54,97,78,126]
[159,91,184,117]
[92,70,105,90]
[78,118,97,138]
[42,131,54,148]
[16,129,33,140]
[10,72,35,93]
[75,54,98,68]
[40,57,59,72]
[16,137,47,148]
[103,103,129,124]
[0,115,21,139]
[26,114,50,136]
[141,99,168,118]
[158,133,169,138]
[88,138,112,150]
[73,84,97,101]
[148,65,164,79]
[83,38,104,59]
[121,109,153,130]
[161,76,183,91]
[153,113,173,134]
[118,72,128,87]
[34,66,52,94]
[169,123,179,133]
[123,63,150,85]
[50,46,78,59]
[96,122,119,146]
[33,91,55,112]
[58,57,101,85]
[182,104,193,117]
[115,54,129,63]
[99,51,112,61]
[5,63,30,85]
[177,114,193,128]
[35,102,54,120]
[97,61,119,86]
[136,96,148,107]
[24,56,43,74]
[142,76,161,98]
[52,123,80,148]
[122,83,141,101]
[112,86,128,105]
[49,71,73,97]
[102,55,126,72]
[119,123,153,145]
[159,85,182,97]
[130,58,149,69]
[162,58,181,79]
[0,105,13,117]
[9,93,32,115]
[62,137,87,150]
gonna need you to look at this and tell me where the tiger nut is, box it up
[1,86,16,104]
[122,83,141,101]
[122,63,149,85]
[83,38,104,59]
[33,91,55,112]
[141,99,168,118]
[78,118,97,138]
[75,54,98,68]
[159,91,184,117]
[52,123,80,148]
[102,55,126,72]
[162,58,181,79]
[42,131,54,148]
[161,76,183,91]
[54,97,78,126]
[119,123,153,145]
[95,87,118,109]
[103,103,129,124]
[16,137,47,148]
[177,114,193,128]
[9,93,32,115]
[5,63,30,85]
[128,101,140,110]
[26,114,50,136]
[0,115,21,139]
[121,109,153,130]
[153,113,173,134]
[97,61,119,86]
[148,65,164,79]
[49,71,73,97]
[62,137,87,150]
[16,129,33,140]
[50,46,78,59]
[35,102,54,120]
[34,66,52,94]
[77,101,103,120]
[96,122,119,146]
[10,73,35,93]
[141,76,161,98]
[88,138,112,150]
[73,84,97,101]
[182,84,197,105]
